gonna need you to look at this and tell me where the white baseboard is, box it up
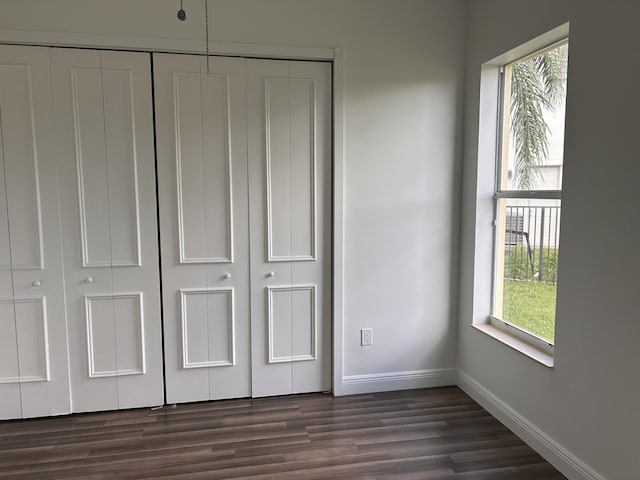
[338,368,456,396]
[457,370,606,480]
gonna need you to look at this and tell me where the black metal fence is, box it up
[504,205,560,285]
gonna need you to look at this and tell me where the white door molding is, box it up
[0,29,335,60]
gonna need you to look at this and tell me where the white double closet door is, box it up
[154,54,331,403]
[0,45,330,419]
[0,45,163,418]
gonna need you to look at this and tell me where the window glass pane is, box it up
[494,198,561,342]
[493,40,568,345]
[501,43,568,192]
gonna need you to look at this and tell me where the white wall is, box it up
[459,1,640,478]
[0,0,465,392]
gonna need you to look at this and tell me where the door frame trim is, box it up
[0,29,334,60]
[0,29,347,396]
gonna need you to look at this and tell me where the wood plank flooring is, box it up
[0,387,566,479]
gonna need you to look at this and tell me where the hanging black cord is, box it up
[205,0,210,74]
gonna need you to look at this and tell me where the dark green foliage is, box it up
[504,245,559,284]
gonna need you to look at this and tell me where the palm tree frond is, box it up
[509,45,567,190]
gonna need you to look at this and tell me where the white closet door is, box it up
[154,54,251,403]
[0,45,70,419]
[247,59,331,397]
[51,48,163,412]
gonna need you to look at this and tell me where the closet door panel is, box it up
[84,293,144,377]
[175,72,233,263]
[72,67,115,265]
[247,59,331,397]
[0,68,42,269]
[154,53,250,404]
[248,60,293,398]
[264,76,293,260]
[0,45,70,419]
[52,48,163,412]
[265,76,316,261]
[288,61,332,395]
[72,64,141,268]
[181,288,234,367]
[94,53,159,410]
[289,77,316,259]
[101,67,141,265]
[13,299,49,381]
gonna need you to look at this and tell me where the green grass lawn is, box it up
[502,280,556,342]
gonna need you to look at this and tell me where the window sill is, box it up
[472,321,554,367]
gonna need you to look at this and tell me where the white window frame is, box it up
[471,23,569,367]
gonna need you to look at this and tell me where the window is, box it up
[491,41,568,347]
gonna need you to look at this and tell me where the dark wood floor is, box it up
[0,387,565,479]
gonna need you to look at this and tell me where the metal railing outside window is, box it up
[503,205,560,285]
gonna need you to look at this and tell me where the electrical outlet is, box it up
[361,328,373,346]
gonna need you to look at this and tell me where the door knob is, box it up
[32,280,41,287]
[222,272,231,280]
[84,277,94,284]
[266,271,275,278]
